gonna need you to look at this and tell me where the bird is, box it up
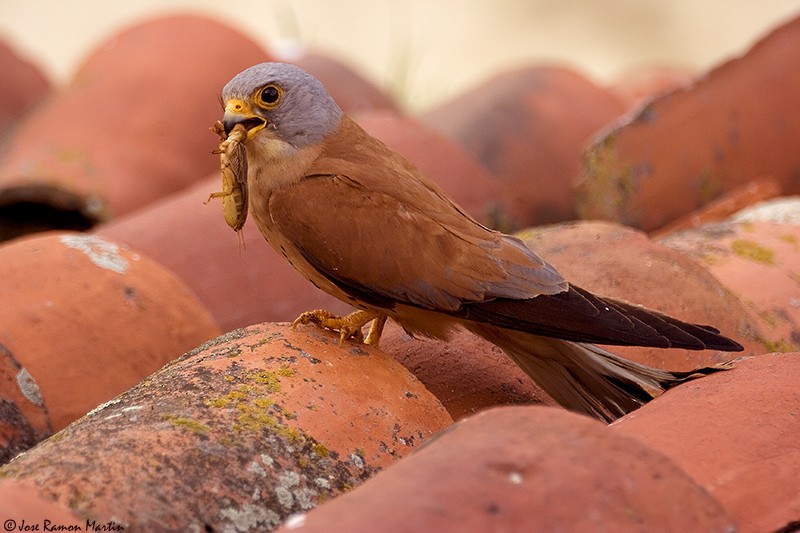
[217,62,744,422]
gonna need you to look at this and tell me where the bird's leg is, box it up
[364,315,387,346]
[292,309,385,345]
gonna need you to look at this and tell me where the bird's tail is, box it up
[467,323,733,422]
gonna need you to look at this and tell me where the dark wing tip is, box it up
[460,285,745,352]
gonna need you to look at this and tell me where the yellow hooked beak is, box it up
[222,99,267,139]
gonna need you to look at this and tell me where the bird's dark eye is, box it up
[256,84,283,109]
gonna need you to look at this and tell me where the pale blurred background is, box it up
[1,0,799,111]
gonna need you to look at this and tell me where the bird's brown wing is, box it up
[268,171,742,352]
[267,170,566,312]
[268,117,742,352]
[462,285,744,351]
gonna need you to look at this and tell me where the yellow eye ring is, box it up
[255,84,283,109]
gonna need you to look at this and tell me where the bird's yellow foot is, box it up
[292,309,386,346]
[364,315,387,346]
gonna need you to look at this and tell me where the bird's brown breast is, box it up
[245,126,362,307]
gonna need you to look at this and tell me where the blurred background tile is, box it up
[0,1,797,112]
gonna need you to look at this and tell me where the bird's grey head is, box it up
[221,62,343,149]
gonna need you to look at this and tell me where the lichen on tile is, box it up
[16,367,44,406]
[59,234,130,274]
